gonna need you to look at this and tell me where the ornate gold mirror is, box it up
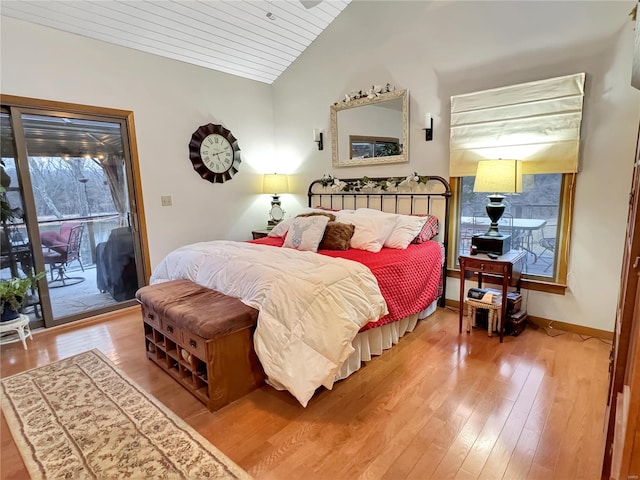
[331,89,408,167]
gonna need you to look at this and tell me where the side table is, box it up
[251,229,271,240]
[0,314,33,350]
[459,250,526,342]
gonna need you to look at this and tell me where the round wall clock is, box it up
[188,123,241,183]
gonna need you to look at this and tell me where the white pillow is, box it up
[267,218,293,238]
[356,208,427,249]
[305,207,356,215]
[268,209,349,238]
[282,216,330,252]
[335,210,398,253]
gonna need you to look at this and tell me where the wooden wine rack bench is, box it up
[136,280,265,411]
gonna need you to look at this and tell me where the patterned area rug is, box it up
[1,349,252,480]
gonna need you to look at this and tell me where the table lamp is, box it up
[263,173,289,229]
[471,159,522,256]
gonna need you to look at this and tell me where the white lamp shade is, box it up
[473,160,523,194]
[263,174,289,194]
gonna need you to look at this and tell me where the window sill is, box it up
[447,268,567,295]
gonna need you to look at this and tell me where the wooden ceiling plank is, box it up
[132,1,297,66]
[195,1,310,51]
[6,2,282,81]
[91,1,290,71]
[228,1,325,39]
[0,0,352,85]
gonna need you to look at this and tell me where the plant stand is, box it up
[0,314,32,350]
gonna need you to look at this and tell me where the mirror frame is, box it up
[330,89,409,167]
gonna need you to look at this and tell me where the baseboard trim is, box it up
[526,315,613,341]
[32,305,141,337]
[444,299,613,340]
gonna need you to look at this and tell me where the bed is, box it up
[151,175,451,406]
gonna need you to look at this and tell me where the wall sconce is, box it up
[313,128,324,151]
[422,113,433,141]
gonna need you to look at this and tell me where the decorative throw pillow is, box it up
[318,222,355,250]
[411,215,439,243]
[355,208,426,249]
[313,205,340,212]
[267,218,293,238]
[267,212,338,239]
[313,206,356,215]
[335,210,397,253]
[282,215,330,252]
[386,215,428,249]
[40,231,68,254]
[296,211,336,222]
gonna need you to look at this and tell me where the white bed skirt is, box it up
[334,300,439,381]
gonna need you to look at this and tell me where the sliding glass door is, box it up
[1,99,147,328]
[0,111,42,324]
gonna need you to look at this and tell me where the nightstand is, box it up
[458,250,526,342]
[251,229,271,240]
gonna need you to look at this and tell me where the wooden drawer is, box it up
[141,305,160,329]
[469,261,508,275]
[160,318,182,342]
[181,330,209,360]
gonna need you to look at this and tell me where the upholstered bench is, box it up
[136,279,265,411]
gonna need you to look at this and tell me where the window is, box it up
[448,74,584,289]
[451,173,574,286]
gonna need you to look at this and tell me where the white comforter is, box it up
[150,241,388,406]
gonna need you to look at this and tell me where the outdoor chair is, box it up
[41,222,85,288]
[536,225,556,271]
[538,225,556,256]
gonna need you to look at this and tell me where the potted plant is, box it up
[0,272,45,322]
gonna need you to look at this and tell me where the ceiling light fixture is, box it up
[300,0,322,8]
[266,1,276,20]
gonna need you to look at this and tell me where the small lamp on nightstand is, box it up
[471,159,523,255]
[263,173,289,229]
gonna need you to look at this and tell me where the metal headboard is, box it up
[308,176,452,307]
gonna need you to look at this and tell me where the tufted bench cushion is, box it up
[135,279,258,339]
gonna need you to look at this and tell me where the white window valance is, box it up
[449,73,586,177]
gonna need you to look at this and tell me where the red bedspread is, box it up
[249,236,443,331]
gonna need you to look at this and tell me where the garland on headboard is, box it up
[320,173,431,192]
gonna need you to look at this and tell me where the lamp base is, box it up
[266,219,281,230]
[471,234,511,256]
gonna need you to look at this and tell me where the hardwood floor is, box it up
[0,306,611,480]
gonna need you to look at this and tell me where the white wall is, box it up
[272,1,640,332]
[1,16,276,267]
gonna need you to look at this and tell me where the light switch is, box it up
[161,195,172,206]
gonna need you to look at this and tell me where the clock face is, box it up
[189,123,241,183]
[199,134,233,173]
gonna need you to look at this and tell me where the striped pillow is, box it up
[412,215,439,243]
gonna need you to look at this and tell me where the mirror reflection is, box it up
[331,89,408,167]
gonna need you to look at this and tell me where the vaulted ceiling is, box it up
[1,0,351,84]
